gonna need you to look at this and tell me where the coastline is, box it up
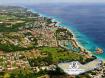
[0,6,105,78]
[30,9,85,49]
[29,8,104,62]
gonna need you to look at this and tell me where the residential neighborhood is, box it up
[0,6,104,78]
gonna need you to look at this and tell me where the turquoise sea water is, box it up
[25,4,105,60]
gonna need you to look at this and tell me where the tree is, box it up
[3,73,10,78]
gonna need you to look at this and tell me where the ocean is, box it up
[25,4,105,60]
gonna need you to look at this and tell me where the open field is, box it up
[0,15,16,20]
[38,47,85,63]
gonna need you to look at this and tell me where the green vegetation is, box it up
[0,68,47,78]
[0,15,16,20]
[0,6,99,78]
[55,28,73,40]
[0,22,26,32]
[76,74,91,78]
[0,44,36,52]
[28,56,52,66]
[44,17,52,24]
[38,47,85,63]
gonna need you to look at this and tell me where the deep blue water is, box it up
[25,4,105,59]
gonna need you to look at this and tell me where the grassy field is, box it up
[38,47,84,63]
[0,15,16,20]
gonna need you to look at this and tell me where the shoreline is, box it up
[30,9,86,50]
[30,8,104,61]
